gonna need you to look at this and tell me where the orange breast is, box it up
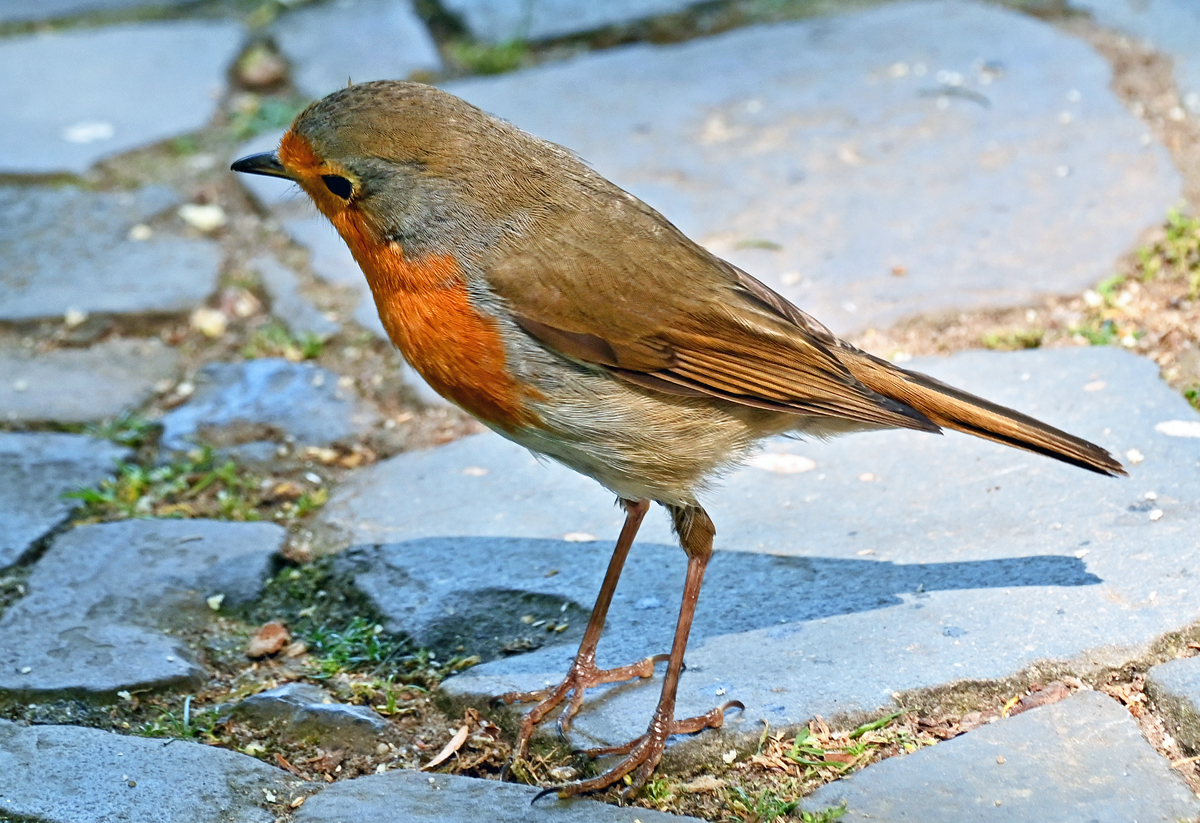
[331,210,539,432]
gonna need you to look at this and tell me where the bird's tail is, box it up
[840,351,1126,477]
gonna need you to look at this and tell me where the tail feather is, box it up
[841,351,1127,477]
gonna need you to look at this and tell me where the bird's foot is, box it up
[496,653,669,775]
[535,699,744,800]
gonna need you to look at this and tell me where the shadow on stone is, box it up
[338,537,1100,664]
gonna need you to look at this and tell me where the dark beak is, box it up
[230,151,290,179]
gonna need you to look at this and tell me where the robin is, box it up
[233,80,1125,796]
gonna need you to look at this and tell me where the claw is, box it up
[531,786,563,805]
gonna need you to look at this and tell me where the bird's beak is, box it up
[230,151,290,179]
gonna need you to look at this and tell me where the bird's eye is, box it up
[321,174,353,199]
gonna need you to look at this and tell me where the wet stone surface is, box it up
[159,359,380,460]
[0,719,298,823]
[0,337,178,424]
[0,22,244,174]
[222,682,390,755]
[0,432,129,570]
[290,768,703,823]
[800,690,1200,822]
[446,0,1179,336]
[0,185,220,322]
[322,347,1200,747]
[442,0,709,43]
[272,0,442,100]
[0,519,283,699]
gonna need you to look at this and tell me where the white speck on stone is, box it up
[1144,491,1158,501]
[461,466,488,477]
[305,472,322,485]
[19,666,31,674]
[178,203,227,233]
[936,69,964,86]
[13,379,28,392]
[1020,373,1031,381]
[1155,420,1200,438]
[859,472,876,482]
[63,308,87,328]
[1149,591,1157,600]
[263,789,277,802]
[1149,509,1164,522]
[128,223,153,241]
[842,301,857,313]
[747,453,816,474]
[1056,165,1071,177]
[780,271,802,286]
[1083,380,1105,392]
[165,656,176,662]
[62,121,114,143]
[206,593,225,611]
[889,62,909,78]
[1075,549,1089,559]
[563,532,597,542]
[1125,448,1144,464]
[190,308,227,338]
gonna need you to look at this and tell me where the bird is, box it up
[232,80,1125,797]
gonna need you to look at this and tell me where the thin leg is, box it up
[544,504,741,798]
[498,499,656,768]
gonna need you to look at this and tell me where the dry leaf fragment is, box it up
[247,621,290,658]
[1008,681,1072,717]
[422,724,469,771]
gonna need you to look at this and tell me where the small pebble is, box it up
[1125,448,1144,465]
[128,223,153,241]
[1149,509,1164,522]
[190,308,227,338]
[178,203,227,233]
[996,755,1006,764]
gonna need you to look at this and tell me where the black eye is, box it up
[321,174,353,199]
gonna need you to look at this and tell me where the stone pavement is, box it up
[1,0,1200,821]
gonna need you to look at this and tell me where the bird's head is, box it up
[231,80,571,259]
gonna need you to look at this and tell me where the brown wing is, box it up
[482,185,937,433]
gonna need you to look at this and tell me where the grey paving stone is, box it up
[291,768,700,823]
[158,359,380,457]
[0,719,296,823]
[0,185,220,321]
[0,519,283,698]
[1074,0,1200,114]
[0,338,178,424]
[224,682,390,754]
[320,347,1200,748]
[250,255,341,342]
[1,22,244,175]
[1147,655,1200,752]
[0,0,194,23]
[273,0,442,100]
[800,690,1200,822]
[443,0,708,43]
[0,432,129,570]
[444,0,1180,336]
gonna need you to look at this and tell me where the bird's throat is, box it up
[331,210,540,432]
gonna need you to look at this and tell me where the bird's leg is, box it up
[498,499,662,768]
[544,504,742,798]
